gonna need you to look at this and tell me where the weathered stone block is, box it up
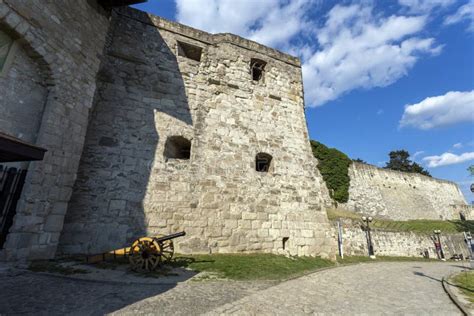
[43,215,65,232]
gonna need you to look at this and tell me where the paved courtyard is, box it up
[0,262,468,315]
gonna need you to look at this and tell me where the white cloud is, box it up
[413,150,425,158]
[444,0,474,32]
[303,4,441,106]
[398,0,455,13]
[453,142,463,149]
[175,2,441,107]
[400,90,474,129]
[175,0,313,48]
[423,151,474,167]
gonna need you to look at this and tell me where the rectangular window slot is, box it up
[0,30,16,76]
[177,41,202,62]
[250,58,266,81]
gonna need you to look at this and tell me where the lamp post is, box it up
[465,232,474,269]
[433,229,445,260]
[362,216,375,258]
[466,232,473,257]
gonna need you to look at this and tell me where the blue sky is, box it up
[132,0,474,201]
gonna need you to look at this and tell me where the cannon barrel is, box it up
[155,231,186,243]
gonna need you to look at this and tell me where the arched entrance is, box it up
[0,26,49,250]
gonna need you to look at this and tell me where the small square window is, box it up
[164,136,191,160]
[250,58,266,81]
[256,152,272,172]
[177,41,202,62]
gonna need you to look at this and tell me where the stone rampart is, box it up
[451,204,474,220]
[336,219,470,259]
[59,8,336,258]
[342,162,467,220]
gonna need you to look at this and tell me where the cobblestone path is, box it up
[203,262,467,315]
[0,262,467,315]
[0,268,273,315]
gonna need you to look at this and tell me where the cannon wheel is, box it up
[129,237,162,272]
[156,234,175,262]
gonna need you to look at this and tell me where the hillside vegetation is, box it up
[310,140,352,203]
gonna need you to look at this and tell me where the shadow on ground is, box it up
[0,258,200,315]
[0,273,175,315]
[413,270,474,293]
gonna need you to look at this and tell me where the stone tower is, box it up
[0,2,335,260]
[59,8,336,258]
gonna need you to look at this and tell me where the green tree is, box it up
[310,140,352,203]
[384,150,431,177]
[353,158,366,163]
[468,165,474,176]
[385,150,412,172]
[411,162,431,177]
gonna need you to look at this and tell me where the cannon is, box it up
[128,231,186,272]
[86,231,186,272]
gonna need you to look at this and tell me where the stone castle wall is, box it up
[342,162,467,220]
[2,2,466,262]
[0,0,110,260]
[59,8,336,258]
[451,204,474,221]
[0,30,46,145]
[336,219,470,259]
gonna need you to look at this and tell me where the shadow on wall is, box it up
[59,10,192,254]
[0,19,53,258]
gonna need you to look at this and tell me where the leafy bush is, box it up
[310,140,352,203]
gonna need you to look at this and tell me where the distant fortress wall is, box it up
[341,162,470,220]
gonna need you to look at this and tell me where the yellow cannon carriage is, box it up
[86,231,186,272]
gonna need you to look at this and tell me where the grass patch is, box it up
[327,208,361,221]
[169,253,441,281]
[28,260,88,275]
[170,253,334,280]
[29,253,448,281]
[450,271,474,303]
[336,255,437,265]
[327,208,474,235]
[38,253,448,281]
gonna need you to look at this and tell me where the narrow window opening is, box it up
[256,152,272,172]
[0,30,16,76]
[177,41,202,62]
[250,58,266,81]
[282,237,289,250]
[164,136,191,160]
